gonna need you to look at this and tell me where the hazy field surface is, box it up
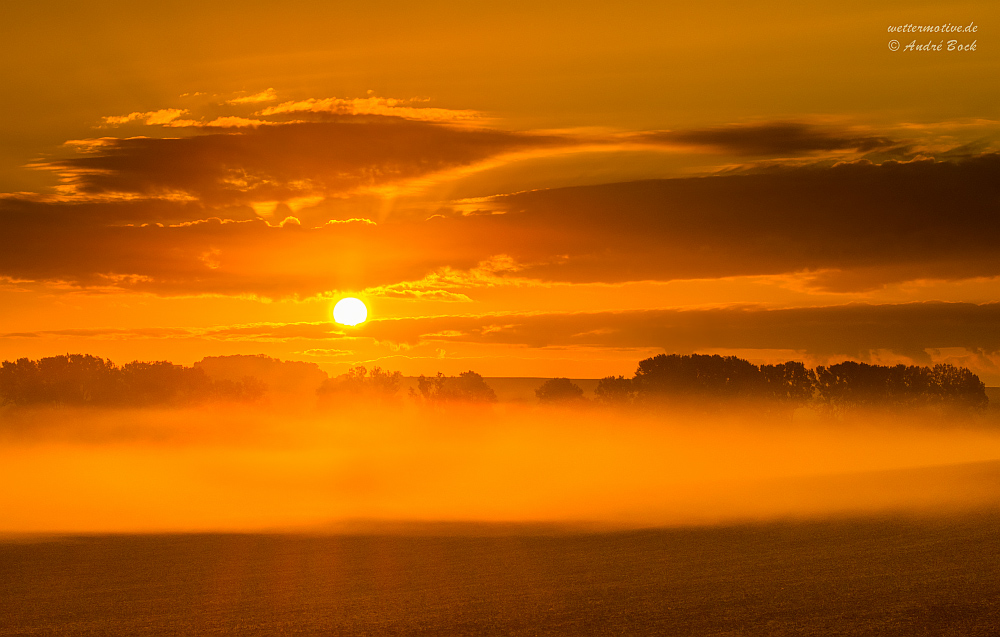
[3,403,1000,532]
[3,404,1000,634]
[2,514,999,636]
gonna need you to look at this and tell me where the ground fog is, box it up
[2,403,999,533]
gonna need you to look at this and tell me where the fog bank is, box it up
[2,404,999,533]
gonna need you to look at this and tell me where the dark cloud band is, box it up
[3,135,998,296]
[7,302,999,363]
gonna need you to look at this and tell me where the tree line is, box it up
[0,355,500,408]
[2,352,989,412]
[317,366,498,404]
[585,354,988,412]
[0,354,265,407]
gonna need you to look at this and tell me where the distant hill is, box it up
[195,355,328,399]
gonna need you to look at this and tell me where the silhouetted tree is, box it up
[535,378,584,403]
[412,371,497,404]
[929,363,989,409]
[317,365,403,402]
[0,354,265,407]
[0,359,35,405]
[212,376,268,402]
[632,354,765,403]
[319,365,368,395]
[369,366,403,396]
[594,375,636,406]
[119,361,221,406]
[815,361,987,412]
[759,361,816,406]
[0,354,118,406]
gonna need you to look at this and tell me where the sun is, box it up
[333,297,368,326]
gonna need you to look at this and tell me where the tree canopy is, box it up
[1,352,988,414]
[535,378,584,403]
[413,371,497,404]
[317,365,403,402]
[0,354,265,407]
[815,361,987,411]
[594,375,636,406]
[595,354,986,412]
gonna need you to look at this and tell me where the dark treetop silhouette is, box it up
[0,353,987,413]
[317,365,403,403]
[535,378,585,404]
[595,354,987,412]
[0,354,265,407]
[412,371,498,404]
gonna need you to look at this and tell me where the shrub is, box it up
[535,378,584,403]
[594,375,636,406]
[317,365,402,402]
[413,371,497,404]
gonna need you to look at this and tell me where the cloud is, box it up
[297,348,353,358]
[37,118,561,205]
[0,208,477,296]
[637,122,899,156]
[354,302,1000,362]
[0,322,341,342]
[100,94,484,132]
[102,109,188,126]
[5,153,1000,297]
[259,96,480,122]
[9,302,1000,368]
[1,327,193,339]
[6,112,999,298]
[364,255,524,301]
[473,154,1000,290]
[184,116,274,128]
[226,88,278,105]
[198,322,343,341]
[0,197,241,225]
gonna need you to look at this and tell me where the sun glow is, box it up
[333,297,368,326]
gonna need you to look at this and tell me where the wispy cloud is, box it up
[102,108,187,126]
[7,303,1000,371]
[260,96,481,122]
[364,255,527,300]
[176,116,274,128]
[35,118,563,205]
[5,152,1000,297]
[226,88,278,105]
[636,122,899,156]
[354,301,1000,363]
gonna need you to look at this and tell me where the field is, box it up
[4,403,1000,635]
[3,514,1000,636]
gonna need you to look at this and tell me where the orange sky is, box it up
[1,0,999,380]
